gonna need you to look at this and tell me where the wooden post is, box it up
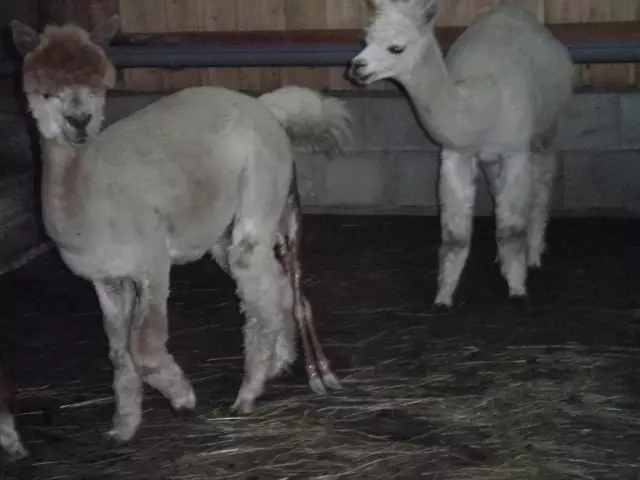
[38,0,120,30]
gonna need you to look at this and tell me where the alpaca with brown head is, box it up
[11,17,118,146]
[12,18,348,444]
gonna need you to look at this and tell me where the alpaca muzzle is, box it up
[64,114,92,144]
[347,59,373,85]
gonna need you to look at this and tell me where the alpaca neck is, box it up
[397,39,486,148]
[40,137,86,241]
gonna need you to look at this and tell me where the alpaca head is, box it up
[11,17,119,146]
[348,0,440,85]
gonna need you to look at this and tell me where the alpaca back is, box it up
[446,5,573,133]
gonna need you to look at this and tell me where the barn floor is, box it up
[0,215,639,480]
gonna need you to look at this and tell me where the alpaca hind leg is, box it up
[494,151,533,298]
[301,296,342,392]
[229,225,293,414]
[434,150,478,307]
[129,264,195,415]
[278,182,341,393]
[94,278,143,443]
[527,150,557,268]
[276,233,341,395]
[276,236,318,390]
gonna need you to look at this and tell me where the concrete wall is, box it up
[104,89,640,218]
[0,87,638,273]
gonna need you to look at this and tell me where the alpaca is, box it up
[0,364,28,460]
[349,0,574,307]
[11,17,348,443]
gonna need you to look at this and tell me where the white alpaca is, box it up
[11,18,348,443]
[349,0,574,307]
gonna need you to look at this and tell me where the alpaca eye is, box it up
[42,93,52,100]
[387,45,406,55]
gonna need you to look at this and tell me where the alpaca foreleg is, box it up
[94,278,143,443]
[494,151,533,298]
[434,150,478,307]
[212,226,233,275]
[129,264,195,416]
[0,369,27,460]
[527,149,557,268]
[0,411,27,460]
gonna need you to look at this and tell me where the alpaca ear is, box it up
[422,0,439,24]
[90,15,120,47]
[10,20,40,57]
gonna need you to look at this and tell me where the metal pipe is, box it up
[2,37,640,76]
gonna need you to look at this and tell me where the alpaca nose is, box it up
[349,59,368,77]
[348,58,371,84]
[65,114,92,131]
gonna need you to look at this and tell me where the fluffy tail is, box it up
[259,86,352,159]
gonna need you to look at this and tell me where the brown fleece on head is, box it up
[23,24,115,95]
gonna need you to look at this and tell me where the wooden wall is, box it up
[111,0,640,92]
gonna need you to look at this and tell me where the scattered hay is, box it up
[171,343,640,480]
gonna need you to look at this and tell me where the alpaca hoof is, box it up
[101,430,129,449]
[432,302,453,314]
[527,256,543,269]
[2,443,29,462]
[230,397,254,416]
[309,376,329,396]
[169,386,197,413]
[172,405,196,419]
[103,417,139,446]
[527,259,542,269]
[322,371,343,391]
[508,294,528,305]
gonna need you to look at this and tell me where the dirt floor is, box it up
[0,215,639,480]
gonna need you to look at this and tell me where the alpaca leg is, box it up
[288,207,341,391]
[212,226,233,275]
[494,151,533,298]
[0,367,27,460]
[527,150,558,268]
[276,233,341,395]
[94,278,142,443]
[229,224,294,415]
[0,412,27,460]
[434,150,478,307]
[301,296,343,392]
[129,264,195,415]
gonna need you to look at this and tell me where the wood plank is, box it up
[162,0,202,90]
[582,0,637,87]
[119,22,640,46]
[282,0,329,90]
[120,0,167,91]
[236,0,286,93]
[40,0,119,29]
[200,0,239,90]
[328,0,386,91]
[545,0,588,86]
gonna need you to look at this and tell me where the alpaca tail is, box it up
[259,86,352,158]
